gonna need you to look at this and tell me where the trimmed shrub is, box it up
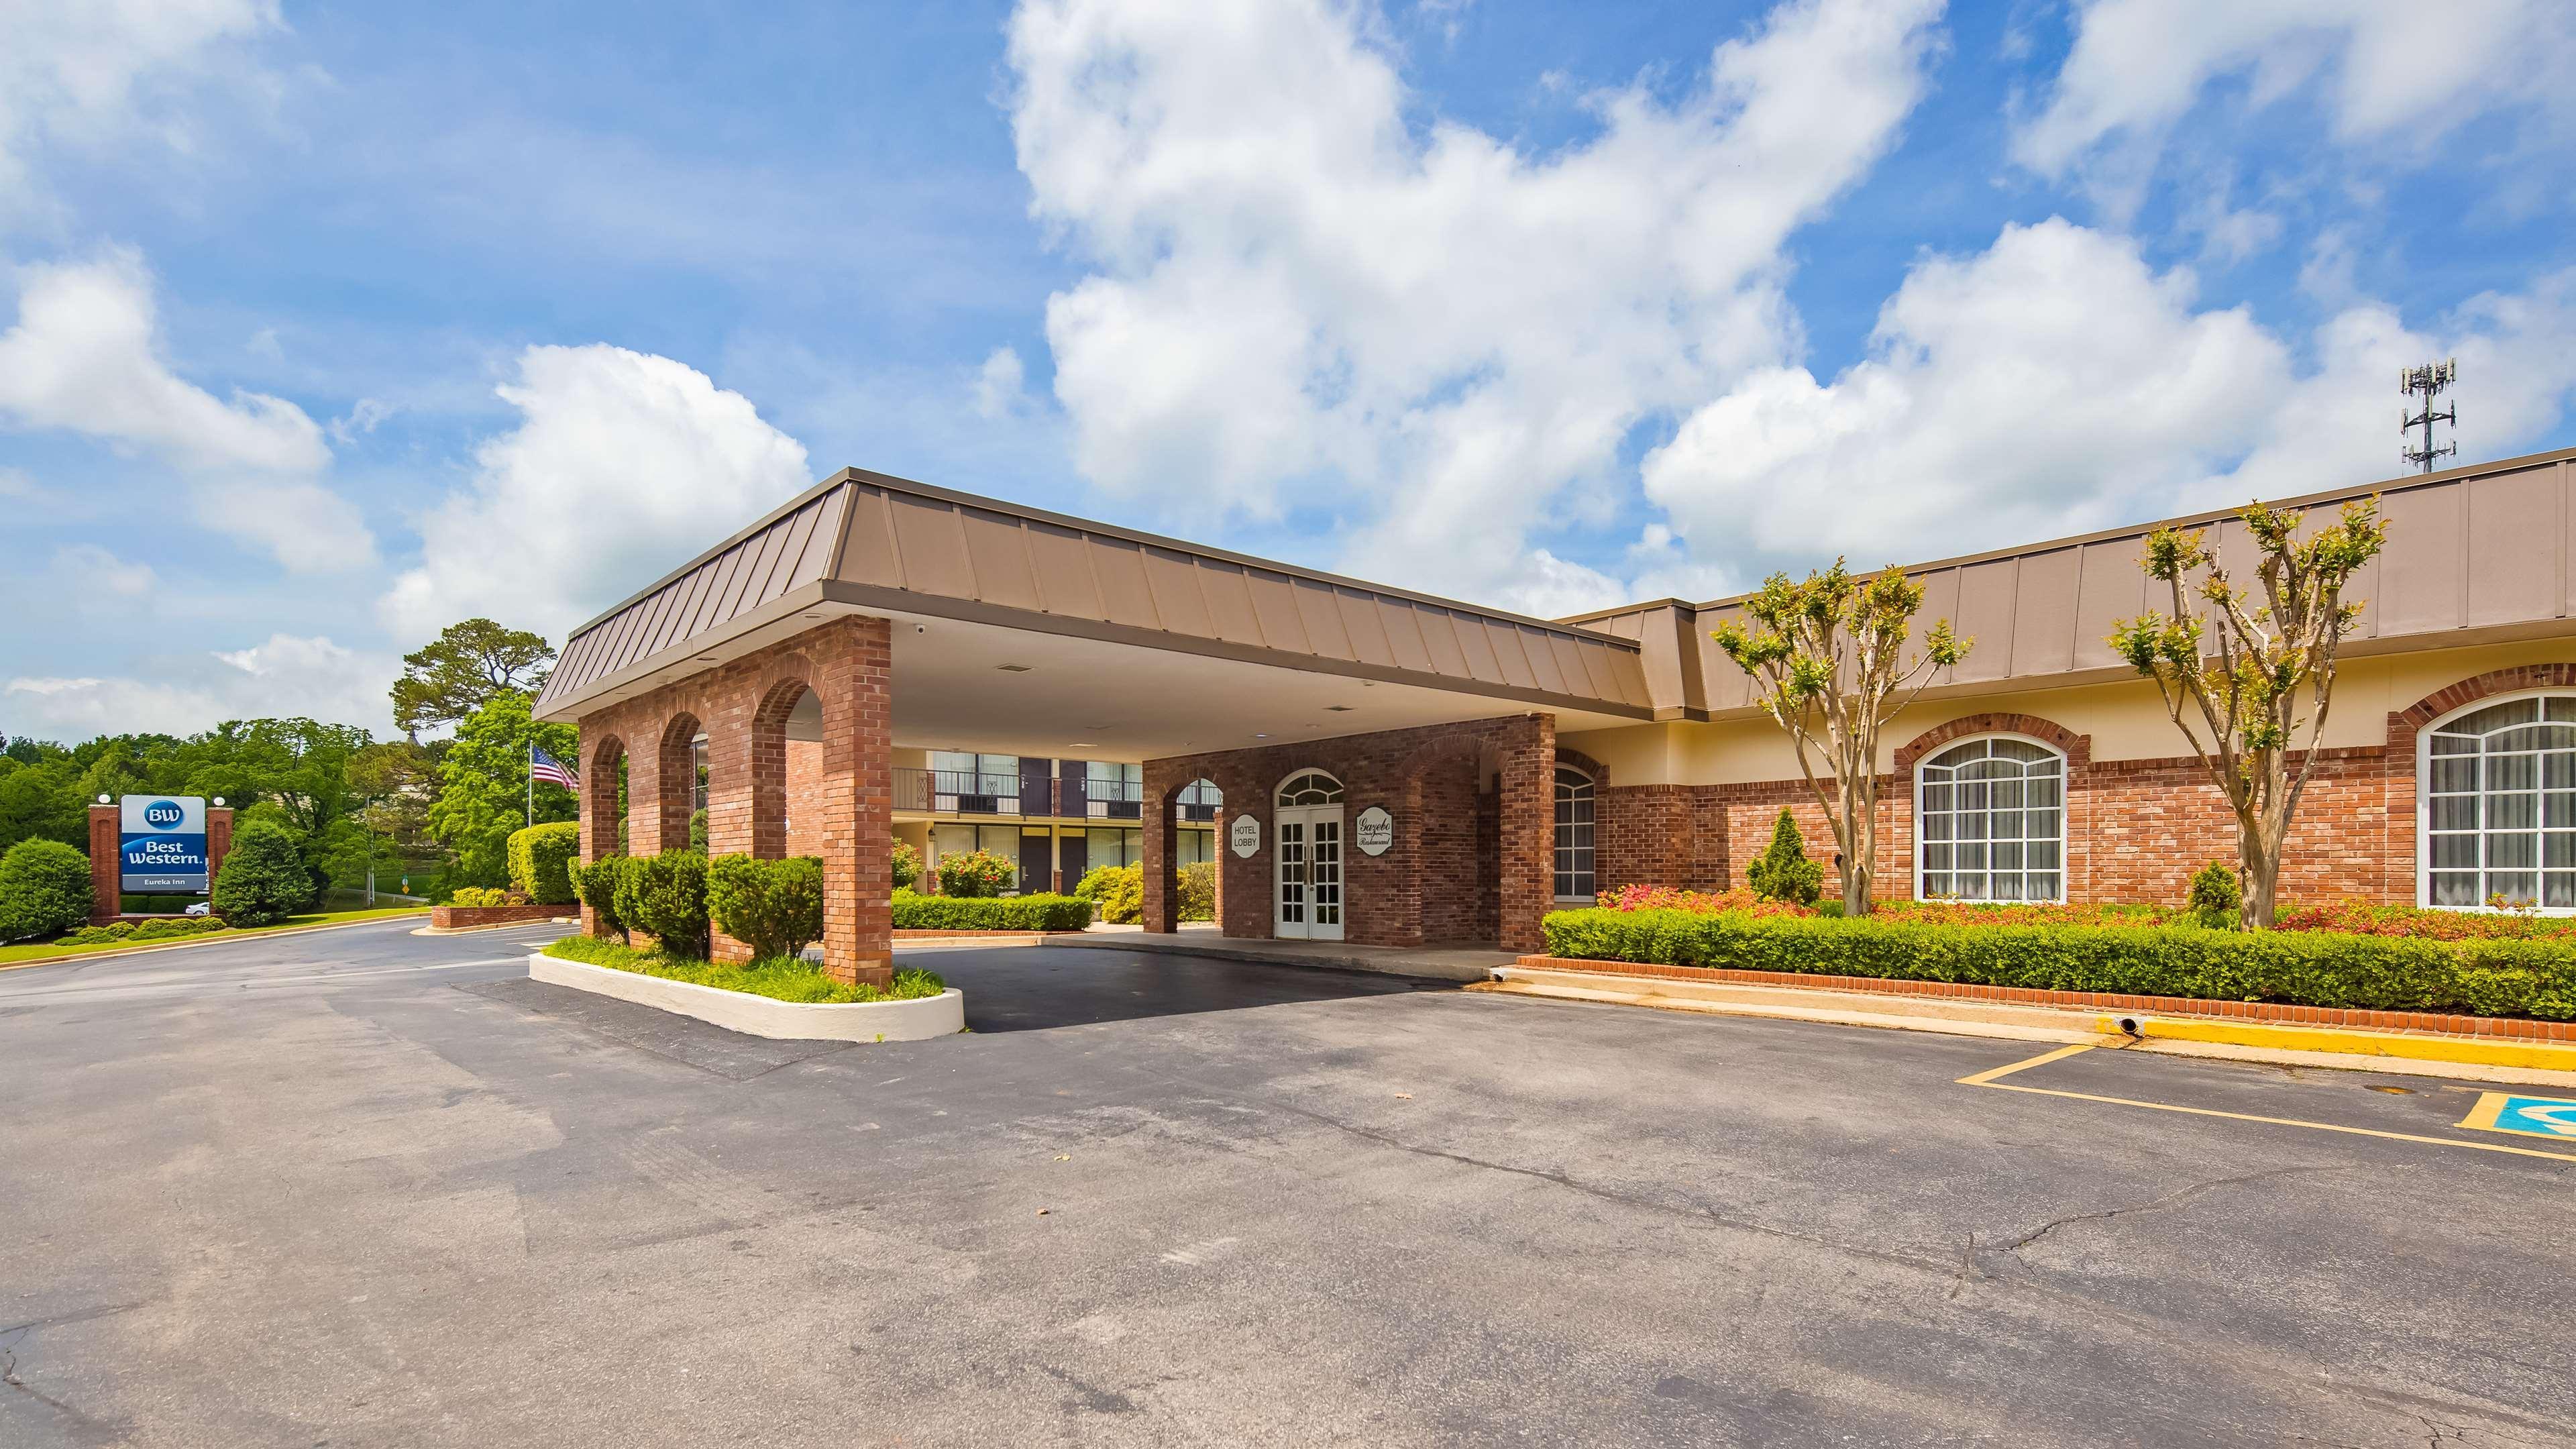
[448,886,512,907]
[934,849,1016,898]
[1178,860,1216,922]
[891,890,1092,932]
[1744,808,1824,906]
[59,917,226,945]
[616,849,710,961]
[0,838,93,943]
[211,820,317,926]
[707,854,824,962]
[2274,898,2576,941]
[1099,865,1144,925]
[688,808,708,853]
[1071,864,1124,901]
[890,838,922,893]
[2189,860,2240,929]
[506,821,582,904]
[1539,908,2576,1021]
[543,932,947,1005]
[572,856,631,942]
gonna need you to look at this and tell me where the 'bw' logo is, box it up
[144,800,184,828]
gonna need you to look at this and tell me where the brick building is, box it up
[534,447,2576,984]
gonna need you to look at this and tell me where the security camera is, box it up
[915,623,928,634]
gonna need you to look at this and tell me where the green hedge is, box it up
[506,821,582,904]
[0,839,93,943]
[616,849,710,959]
[572,856,629,941]
[706,854,824,961]
[892,890,1091,932]
[542,932,946,1006]
[212,820,316,926]
[1541,908,2576,1021]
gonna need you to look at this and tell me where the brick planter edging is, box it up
[431,904,568,930]
[1516,955,2576,1043]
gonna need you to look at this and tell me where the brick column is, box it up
[703,690,757,963]
[818,616,895,989]
[1141,771,1177,933]
[1496,716,1556,954]
[87,804,117,924]
[578,737,625,936]
[206,808,233,898]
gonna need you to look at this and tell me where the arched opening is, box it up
[655,712,703,855]
[1169,777,1222,924]
[750,679,820,861]
[1273,769,1345,941]
[2420,690,2576,911]
[583,735,627,866]
[1553,765,1595,903]
[1916,735,2065,903]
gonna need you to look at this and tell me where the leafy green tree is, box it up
[392,619,555,739]
[2110,498,2387,928]
[211,819,317,926]
[0,754,87,855]
[1712,561,1970,916]
[428,693,576,887]
[0,839,93,943]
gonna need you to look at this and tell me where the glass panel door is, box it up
[1309,812,1343,941]
[1277,817,1309,937]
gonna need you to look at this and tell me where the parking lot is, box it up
[3,920,2571,1447]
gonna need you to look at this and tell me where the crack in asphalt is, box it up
[1978,1165,2359,1256]
[0,1302,146,1442]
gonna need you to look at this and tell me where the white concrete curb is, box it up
[528,952,963,1042]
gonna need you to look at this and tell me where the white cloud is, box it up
[50,543,157,598]
[1006,0,1945,615]
[5,633,396,737]
[0,0,282,224]
[973,345,1032,420]
[2016,0,2576,176]
[382,343,813,643]
[1641,219,2576,578]
[0,249,372,572]
[328,396,393,443]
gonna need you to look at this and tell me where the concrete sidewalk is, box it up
[1053,926,1513,982]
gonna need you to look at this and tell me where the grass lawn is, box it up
[0,906,433,968]
[543,932,946,1004]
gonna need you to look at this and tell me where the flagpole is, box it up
[527,740,534,829]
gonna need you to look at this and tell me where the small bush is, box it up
[890,838,922,893]
[572,856,631,942]
[1071,864,1124,901]
[1099,865,1144,925]
[934,849,1016,898]
[2188,860,2240,930]
[542,933,948,1005]
[506,821,582,904]
[688,808,708,853]
[1600,884,1817,918]
[129,917,224,940]
[616,849,710,960]
[211,820,316,926]
[1540,908,2576,1020]
[1178,860,1216,922]
[706,854,824,961]
[1744,808,1824,906]
[0,838,94,943]
[64,921,138,945]
[891,890,1092,932]
[447,886,512,908]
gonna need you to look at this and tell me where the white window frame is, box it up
[2416,688,2576,914]
[1913,733,2069,905]
[1553,766,1596,903]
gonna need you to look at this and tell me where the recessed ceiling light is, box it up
[1071,743,1095,748]
[1325,705,1354,712]
[1253,733,1269,738]
[996,663,1032,672]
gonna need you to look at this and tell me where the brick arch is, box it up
[2394,664,2576,733]
[654,710,704,852]
[747,672,819,861]
[1554,746,1608,790]
[1893,713,2090,773]
[581,734,627,869]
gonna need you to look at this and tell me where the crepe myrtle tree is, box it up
[2110,498,2387,930]
[1712,561,1969,916]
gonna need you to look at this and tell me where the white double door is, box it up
[1274,805,1345,941]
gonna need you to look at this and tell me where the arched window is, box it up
[1276,769,1344,806]
[2422,693,2576,910]
[1917,737,2065,903]
[1554,767,1596,900]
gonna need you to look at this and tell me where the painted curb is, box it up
[527,953,963,1042]
[2101,1014,2576,1073]
[0,911,431,973]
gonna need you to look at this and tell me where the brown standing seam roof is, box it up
[1562,444,2576,719]
[534,470,1655,722]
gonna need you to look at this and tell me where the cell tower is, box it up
[2402,358,2457,474]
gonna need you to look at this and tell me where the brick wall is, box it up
[1581,674,2576,909]
[574,615,894,987]
[1142,714,1554,951]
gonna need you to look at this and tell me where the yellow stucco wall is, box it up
[1562,637,2576,787]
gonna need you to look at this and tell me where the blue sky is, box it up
[3,0,2573,740]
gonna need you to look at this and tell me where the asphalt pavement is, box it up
[1,920,2569,1447]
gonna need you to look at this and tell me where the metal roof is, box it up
[1564,444,2576,720]
[533,469,1656,722]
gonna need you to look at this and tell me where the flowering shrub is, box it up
[934,849,1017,898]
[1595,885,1816,918]
[2273,899,2576,941]
[1873,900,2183,928]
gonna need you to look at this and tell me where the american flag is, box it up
[531,745,581,792]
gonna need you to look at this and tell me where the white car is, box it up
[184,901,213,917]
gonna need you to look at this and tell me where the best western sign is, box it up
[121,796,209,893]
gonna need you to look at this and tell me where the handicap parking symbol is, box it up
[2459,1093,2576,1140]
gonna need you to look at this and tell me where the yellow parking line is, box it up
[1957,1045,2576,1165]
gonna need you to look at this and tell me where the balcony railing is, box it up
[1084,777,1142,820]
[896,767,1033,816]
